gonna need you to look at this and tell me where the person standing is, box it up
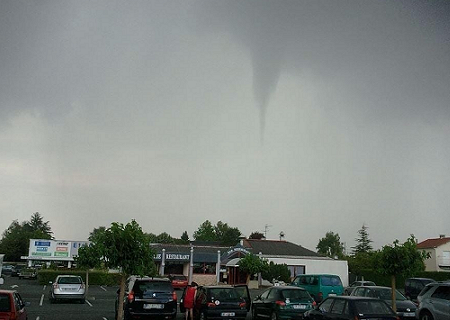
[183,282,198,320]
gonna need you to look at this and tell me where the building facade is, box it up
[417,235,450,272]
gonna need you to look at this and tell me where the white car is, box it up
[49,275,86,303]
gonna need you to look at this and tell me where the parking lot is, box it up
[1,275,263,320]
[2,275,118,320]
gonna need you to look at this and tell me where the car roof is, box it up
[327,296,379,300]
[353,286,391,290]
[129,276,171,282]
[56,275,81,277]
[0,290,17,294]
[272,286,307,291]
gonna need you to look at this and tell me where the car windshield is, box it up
[281,289,311,301]
[321,276,342,286]
[370,288,406,301]
[134,281,172,293]
[208,288,240,302]
[354,300,394,315]
[58,277,82,284]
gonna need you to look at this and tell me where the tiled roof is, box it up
[242,239,322,257]
[417,237,450,249]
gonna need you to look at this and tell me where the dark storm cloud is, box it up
[193,0,450,129]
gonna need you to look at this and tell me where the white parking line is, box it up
[86,299,93,307]
[36,317,40,320]
[100,286,107,291]
[102,318,107,320]
[39,294,44,306]
[43,285,46,291]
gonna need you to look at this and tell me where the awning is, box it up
[225,258,241,267]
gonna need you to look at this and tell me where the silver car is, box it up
[49,275,86,303]
[416,282,450,320]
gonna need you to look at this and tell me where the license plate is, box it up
[403,313,415,317]
[221,312,235,317]
[143,304,164,309]
[293,305,306,309]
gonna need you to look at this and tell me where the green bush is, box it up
[352,269,450,289]
[37,269,122,286]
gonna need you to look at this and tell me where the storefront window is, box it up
[193,262,216,274]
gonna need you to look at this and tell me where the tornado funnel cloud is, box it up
[252,46,282,143]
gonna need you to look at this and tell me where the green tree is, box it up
[352,224,373,255]
[215,221,242,246]
[238,253,268,284]
[26,212,53,236]
[193,220,216,242]
[193,220,242,245]
[316,231,345,259]
[261,261,291,283]
[75,243,103,297]
[249,232,265,240]
[93,220,156,320]
[155,232,175,244]
[180,231,190,243]
[0,213,53,261]
[375,235,428,312]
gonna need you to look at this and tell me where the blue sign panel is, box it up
[35,241,51,247]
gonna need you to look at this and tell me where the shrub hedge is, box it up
[353,269,450,289]
[37,269,122,286]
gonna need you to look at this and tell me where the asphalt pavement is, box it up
[0,275,269,320]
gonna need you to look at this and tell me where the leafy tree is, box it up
[0,213,53,261]
[316,231,345,259]
[261,261,291,283]
[215,221,241,246]
[375,235,428,312]
[155,232,175,244]
[193,220,242,245]
[238,253,268,284]
[75,243,103,297]
[249,232,265,240]
[180,231,190,243]
[92,220,156,320]
[193,220,216,242]
[89,226,106,243]
[352,224,373,255]
[347,252,377,276]
[26,212,53,236]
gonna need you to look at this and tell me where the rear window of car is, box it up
[321,276,342,286]
[281,289,311,301]
[0,294,11,312]
[58,277,82,284]
[171,275,187,280]
[134,281,172,293]
[354,300,393,315]
[208,288,240,301]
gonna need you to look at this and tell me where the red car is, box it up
[169,274,188,289]
[0,290,28,320]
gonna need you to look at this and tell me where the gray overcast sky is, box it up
[1,0,449,252]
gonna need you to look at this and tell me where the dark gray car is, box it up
[350,286,416,319]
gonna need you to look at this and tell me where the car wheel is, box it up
[271,311,278,320]
[419,311,434,320]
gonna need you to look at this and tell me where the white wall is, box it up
[266,256,349,287]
